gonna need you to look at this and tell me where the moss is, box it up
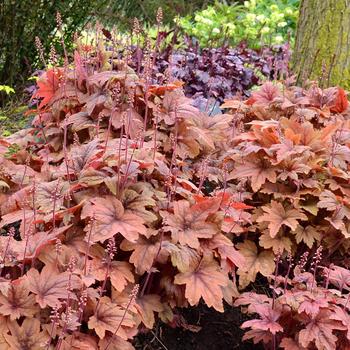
[293,0,350,88]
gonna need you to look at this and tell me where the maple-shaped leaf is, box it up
[307,86,338,109]
[293,225,321,249]
[111,107,143,139]
[298,294,329,317]
[121,185,157,223]
[317,190,346,211]
[66,111,95,132]
[298,309,345,350]
[174,254,229,312]
[99,334,135,350]
[4,318,49,350]
[161,199,220,249]
[250,82,281,104]
[203,233,245,270]
[81,196,147,243]
[91,258,134,292]
[135,294,164,329]
[120,236,160,275]
[160,90,199,125]
[330,305,350,340]
[259,231,292,254]
[270,134,311,163]
[11,225,72,262]
[234,292,271,314]
[26,265,81,307]
[242,329,272,345]
[242,304,283,334]
[36,179,70,213]
[257,201,307,238]
[32,68,62,108]
[68,138,103,173]
[326,265,350,291]
[230,161,277,192]
[236,240,275,288]
[88,296,135,339]
[162,241,201,273]
[0,278,38,320]
[61,332,98,350]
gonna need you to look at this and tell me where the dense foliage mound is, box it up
[0,35,350,349]
[149,42,291,105]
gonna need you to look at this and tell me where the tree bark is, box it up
[293,0,350,88]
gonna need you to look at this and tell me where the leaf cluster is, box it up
[0,38,245,348]
[236,262,350,350]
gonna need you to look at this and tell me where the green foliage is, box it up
[99,0,212,30]
[0,85,15,95]
[177,0,299,48]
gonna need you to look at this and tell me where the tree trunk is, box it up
[293,0,350,88]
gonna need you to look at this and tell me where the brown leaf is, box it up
[88,296,134,339]
[135,294,163,328]
[257,201,307,238]
[61,332,98,350]
[237,240,275,288]
[91,258,134,293]
[293,225,320,249]
[120,237,160,275]
[0,278,38,320]
[26,265,81,308]
[81,196,147,243]
[4,318,49,350]
[259,231,292,254]
[99,334,135,350]
[174,254,228,312]
[161,199,220,249]
[298,310,345,350]
[230,161,277,192]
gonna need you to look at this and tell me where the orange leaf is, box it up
[32,68,62,109]
[230,202,253,210]
[26,265,81,308]
[174,254,228,312]
[81,196,147,243]
[88,296,134,339]
[135,294,164,328]
[5,319,49,349]
[330,88,348,113]
[149,81,184,95]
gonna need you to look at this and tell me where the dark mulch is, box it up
[134,303,263,350]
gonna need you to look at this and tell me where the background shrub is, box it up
[177,0,299,48]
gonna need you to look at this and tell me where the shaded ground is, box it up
[134,303,263,350]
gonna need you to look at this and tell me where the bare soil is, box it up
[134,303,263,350]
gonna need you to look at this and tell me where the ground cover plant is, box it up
[1,12,350,350]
